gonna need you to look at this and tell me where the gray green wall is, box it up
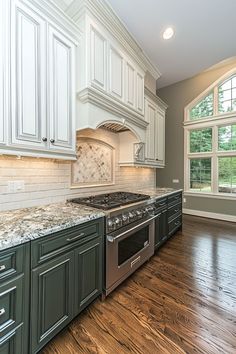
[156,61,236,217]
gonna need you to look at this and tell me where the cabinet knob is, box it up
[0,308,5,316]
[0,265,6,272]
[50,139,55,144]
[42,137,47,142]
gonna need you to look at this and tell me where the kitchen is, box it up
[0,0,235,353]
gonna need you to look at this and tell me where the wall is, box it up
[156,60,236,217]
[0,129,156,211]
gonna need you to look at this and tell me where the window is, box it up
[184,70,236,198]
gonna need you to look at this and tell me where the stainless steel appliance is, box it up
[70,191,156,296]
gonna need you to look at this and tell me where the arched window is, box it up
[184,69,236,197]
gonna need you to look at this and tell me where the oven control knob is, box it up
[128,211,135,219]
[122,214,128,223]
[107,218,115,231]
[115,217,122,228]
[136,210,142,218]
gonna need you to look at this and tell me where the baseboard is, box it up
[183,208,236,223]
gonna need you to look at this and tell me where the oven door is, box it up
[105,214,156,295]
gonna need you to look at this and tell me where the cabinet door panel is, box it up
[31,251,74,353]
[109,47,124,100]
[11,0,47,147]
[48,26,75,152]
[136,72,144,114]
[126,62,135,108]
[74,237,102,315]
[0,0,6,145]
[0,325,23,354]
[145,100,156,161]
[156,111,165,163]
[90,26,107,90]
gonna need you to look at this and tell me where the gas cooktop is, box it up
[69,191,150,210]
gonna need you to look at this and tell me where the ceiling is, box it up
[54,0,236,88]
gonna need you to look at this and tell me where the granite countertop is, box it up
[136,187,183,200]
[0,203,105,251]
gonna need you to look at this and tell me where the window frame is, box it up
[184,68,236,199]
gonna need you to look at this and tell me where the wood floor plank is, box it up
[40,215,236,354]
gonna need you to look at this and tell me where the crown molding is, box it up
[66,0,161,79]
[77,87,148,130]
[144,87,168,111]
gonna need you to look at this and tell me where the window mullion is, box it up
[212,125,218,193]
[213,86,218,115]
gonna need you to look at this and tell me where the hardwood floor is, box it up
[40,215,236,354]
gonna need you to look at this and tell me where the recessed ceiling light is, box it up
[163,27,174,40]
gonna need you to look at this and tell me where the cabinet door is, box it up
[0,325,23,354]
[31,251,74,353]
[136,72,144,115]
[74,237,103,315]
[0,0,6,146]
[125,62,135,109]
[48,26,76,152]
[90,25,107,91]
[109,46,124,101]
[11,0,47,148]
[155,110,165,165]
[145,98,156,161]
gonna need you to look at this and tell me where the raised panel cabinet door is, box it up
[136,72,144,115]
[145,99,156,161]
[11,0,47,147]
[48,25,76,152]
[125,62,135,109]
[74,237,103,315]
[109,46,124,101]
[155,111,165,165]
[90,25,107,91]
[0,0,7,145]
[31,251,74,353]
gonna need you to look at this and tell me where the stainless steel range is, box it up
[70,191,157,296]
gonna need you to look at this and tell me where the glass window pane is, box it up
[218,157,236,194]
[221,89,232,101]
[232,76,236,88]
[190,92,213,120]
[190,158,212,192]
[189,128,212,153]
[218,125,236,151]
[232,88,236,99]
[220,79,231,91]
[219,100,232,113]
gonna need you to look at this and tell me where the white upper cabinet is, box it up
[48,26,76,152]
[109,46,124,101]
[90,25,107,91]
[144,90,167,168]
[11,0,47,148]
[0,0,6,145]
[0,0,79,159]
[136,72,144,115]
[125,61,135,109]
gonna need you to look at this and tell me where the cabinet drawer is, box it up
[0,324,23,354]
[168,215,182,236]
[0,275,23,339]
[168,192,182,206]
[168,202,182,221]
[155,198,167,211]
[31,219,104,267]
[0,246,24,281]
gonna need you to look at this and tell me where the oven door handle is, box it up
[107,214,158,243]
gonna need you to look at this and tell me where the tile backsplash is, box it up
[0,129,156,211]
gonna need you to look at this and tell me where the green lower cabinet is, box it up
[74,236,103,315]
[0,325,23,354]
[31,251,74,353]
[155,209,168,249]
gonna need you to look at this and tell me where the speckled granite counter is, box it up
[0,203,104,251]
[135,188,183,200]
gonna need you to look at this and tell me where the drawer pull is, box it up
[0,308,5,316]
[175,221,180,226]
[159,202,166,206]
[174,209,179,212]
[131,256,141,268]
[175,195,179,199]
[66,233,85,242]
[0,265,6,272]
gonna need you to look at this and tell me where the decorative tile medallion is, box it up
[71,138,114,187]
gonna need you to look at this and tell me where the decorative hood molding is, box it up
[66,0,161,79]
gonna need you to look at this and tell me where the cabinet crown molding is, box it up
[66,0,161,79]
[145,87,168,112]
